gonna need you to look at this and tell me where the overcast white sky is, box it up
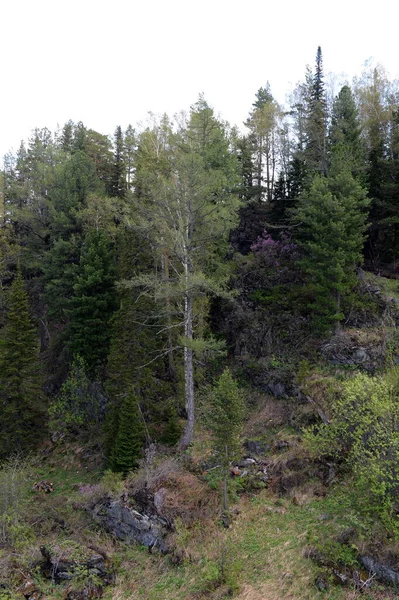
[1,0,398,159]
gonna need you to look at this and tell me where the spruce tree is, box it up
[111,390,143,474]
[110,125,127,198]
[210,368,245,511]
[305,46,328,176]
[68,229,117,375]
[329,85,364,176]
[0,269,44,457]
[294,153,369,330]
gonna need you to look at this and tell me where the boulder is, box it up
[359,555,399,587]
[89,498,171,553]
[244,439,270,456]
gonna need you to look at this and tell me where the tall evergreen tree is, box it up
[210,368,245,511]
[131,102,241,449]
[0,269,44,457]
[110,126,127,198]
[68,229,117,375]
[329,85,364,176]
[305,46,328,176]
[294,152,369,330]
[110,390,144,474]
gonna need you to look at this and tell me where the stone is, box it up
[315,575,329,591]
[237,458,257,468]
[32,480,54,493]
[90,499,171,553]
[244,440,270,456]
[359,555,399,587]
[267,382,287,398]
[39,544,114,586]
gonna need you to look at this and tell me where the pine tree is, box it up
[111,390,143,474]
[0,268,44,457]
[210,368,245,511]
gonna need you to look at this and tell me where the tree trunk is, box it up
[161,248,176,381]
[179,291,194,450]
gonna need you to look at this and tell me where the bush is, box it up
[305,371,399,532]
[0,456,33,547]
[49,356,105,432]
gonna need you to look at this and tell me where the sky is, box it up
[1,0,398,159]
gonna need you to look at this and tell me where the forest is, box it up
[2,47,399,598]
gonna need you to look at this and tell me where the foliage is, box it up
[48,356,105,431]
[305,370,399,532]
[0,269,44,458]
[0,455,33,548]
[294,155,369,330]
[209,368,245,510]
[68,228,117,374]
[110,390,144,474]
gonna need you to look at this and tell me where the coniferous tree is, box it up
[132,101,241,449]
[110,125,127,198]
[210,368,245,511]
[68,229,117,375]
[294,152,369,330]
[329,85,364,176]
[111,390,144,474]
[0,269,44,457]
[305,46,328,177]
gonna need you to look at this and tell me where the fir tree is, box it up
[329,85,364,176]
[294,152,369,330]
[111,390,143,474]
[68,229,117,375]
[210,368,245,511]
[110,125,127,198]
[0,268,44,457]
[305,46,328,176]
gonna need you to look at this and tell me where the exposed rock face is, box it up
[244,439,270,456]
[39,544,114,586]
[321,330,386,371]
[90,498,171,553]
[359,555,399,587]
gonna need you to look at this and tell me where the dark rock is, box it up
[90,499,171,553]
[237,458,257,468]
[315,575,329,591]
[39,545,114,586]
[32,480,54,493]
[359,555,399,587]
[336,527,357,545]
[244,440,270,456]
[267,382,287,398]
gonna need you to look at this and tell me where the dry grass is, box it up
[245,395,290,438]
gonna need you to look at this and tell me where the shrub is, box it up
[305,371,399,532]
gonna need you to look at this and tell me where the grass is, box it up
[101,482,390,600]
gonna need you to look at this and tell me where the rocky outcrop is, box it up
[359,555,399,588]
[39,544,114,586]
[321,329,387,372]
[89,497,171,553]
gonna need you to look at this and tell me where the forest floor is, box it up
[2,401,398,600]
